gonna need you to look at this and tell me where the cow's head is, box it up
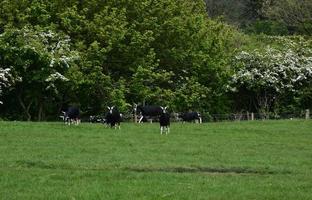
[133,103,137,113]
[160,106,168,114]
[133,103,143,115]
[60,111,68,123]
[107,106,114,114]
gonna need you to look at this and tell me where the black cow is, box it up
[159,106,170,134]
[61,107,80,125]
[105,106,121,129]
[179,112,202,123]
[134,104,163,123]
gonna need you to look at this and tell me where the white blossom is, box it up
[0,68,14,103]
[45,72,69,82]
[229,46,312,94]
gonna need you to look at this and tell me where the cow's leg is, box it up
[67,118,71,125]
[167,126,170,134]
[160,126,163,134]
[199,117,202,124]
[138,116,144,123]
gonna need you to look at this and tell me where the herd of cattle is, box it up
[60,104,202,134]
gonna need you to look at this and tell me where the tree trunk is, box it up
[38,99,43,121]
[17,94,33,121]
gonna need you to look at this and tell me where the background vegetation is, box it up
[0,0,311,120]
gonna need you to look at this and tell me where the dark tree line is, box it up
[0,0,311,121]
[205,0,312,35]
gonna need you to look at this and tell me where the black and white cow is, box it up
[179,112,202,123]
[61,107,80,125]
[133,104,163,123]
[105,106,121,129]
[159,106,170,135]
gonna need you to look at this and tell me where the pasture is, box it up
[0,120,311,199]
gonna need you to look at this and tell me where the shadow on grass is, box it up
[15,160,72,170]
[125,166,291,175]
[13,160,290,175]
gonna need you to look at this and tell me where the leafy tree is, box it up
[264,0,312,35]
[173,77,210,111]
[0,27,76,120]
[109,78,130,113]
[0,68,18,104]
[205,0,269,27]
[129,50,174,106]
[0,0,241,119]
[229,37,312,116]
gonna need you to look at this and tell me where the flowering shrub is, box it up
[229,37,312,114]
[0,27,77,119]
[0,68,12,104]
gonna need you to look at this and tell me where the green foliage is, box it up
[1,0,310,120]
[110,78,130,113]
[0,26,76,120]
[246,20,288,35]
[173,78,210,111]
[129,50,174,106]
[205,0,312,36]
[229,36,312,114]
[264,0,312,35]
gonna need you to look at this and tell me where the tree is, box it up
[0,68,18,104]
[264,0,312,35]
[173,77,210,111]
[0,0,239,119]
[229,37,312,116]
[129,50,174,106]
[0,26,76,120]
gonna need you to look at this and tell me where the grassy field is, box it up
[0,120,311,199]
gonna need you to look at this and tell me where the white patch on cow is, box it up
[138,116,144,123]
[160,126,170,135]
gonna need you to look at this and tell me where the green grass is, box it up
[0,120,312,199]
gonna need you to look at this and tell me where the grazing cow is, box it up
[159,106,170,135]
[179,112,202,123]
[61,107,80,125]
[105,106,121,129]
[133,104,163,123]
